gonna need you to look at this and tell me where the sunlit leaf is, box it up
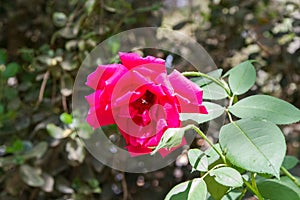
[282,156,299,170]
[209,167,243,187]
[60,113,73,124]
[180,102,225,124]
[165,178,207,200]
[224,60,256,95]
[229,95,300,124]
[19,165,45,187]
[188,149,208,172]
[219,119,286,178]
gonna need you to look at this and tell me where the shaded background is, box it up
[0,0,299,199]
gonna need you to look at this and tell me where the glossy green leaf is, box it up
[205,174,229,200]
[202,82,228,100]
[205,144,221,166]
[188,149,208,172]
[209,167,243,187]
[19,165,45,187]
[165,178,207,200]
[257,179,300,200]
[219,119,286,177]
[2,62,20,78]
[151,125,193,155]
[221,190,242,200]
[228,95,300,124]
[282,156,299,170]
[224,60,256,95]
[280,176,300,197]
[60,113,73,124]
[191,69,227,100]
[180,102,225,124]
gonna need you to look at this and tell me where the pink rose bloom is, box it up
[85,52,207,156]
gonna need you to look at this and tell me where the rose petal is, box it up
[168,70,208,114]
[85,91,115,127]
[86,64,127,90]
[119,52,165,70]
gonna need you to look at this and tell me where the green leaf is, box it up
[60,113,73,124]
[191,69,223,86]
[46,124,71,139]
[280,176,300,197]
[2,62,20,78]
[221,190,242,200]
[219,119,286,178]
[205,144,221,166]
[165,178,207,200]
[228,95,300,125]
[282,156,299,170]
[180,102,225,124]
[52,12,67,27]
[257,178,300,200]
[0,49,7,64]
[6,139,24,154]
[188,149,208,172]
[225,60,256,95]
[205,174,229,200]
[202,82,227,100]
[23,142,48,159]
[191,69,227,100]
[151,125,193,155]
[19,165,45,187]
[209,167,243,187]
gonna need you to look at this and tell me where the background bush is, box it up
[0,0,299,199]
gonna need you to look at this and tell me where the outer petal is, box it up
[119,52,165,70]
[168,70,208,114]
[85,91,115,128]
[86,64,127,90]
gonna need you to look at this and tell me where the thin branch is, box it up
[36,70,50,107]
[122,172,129,200]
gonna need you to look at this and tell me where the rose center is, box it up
[130,90,156,126]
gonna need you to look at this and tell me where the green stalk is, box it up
[200,163,226,180]
[243,178,264,200]
[182,71,232,96]
[191,125,227,164]
[281,166,300,188]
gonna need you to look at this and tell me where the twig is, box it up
[36,70,50,107]
[121,172,129,200]
[60,76,68,112]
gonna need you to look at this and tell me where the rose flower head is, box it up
[85,52,207,156]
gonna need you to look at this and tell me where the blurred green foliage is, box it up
[0,0,299,199]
